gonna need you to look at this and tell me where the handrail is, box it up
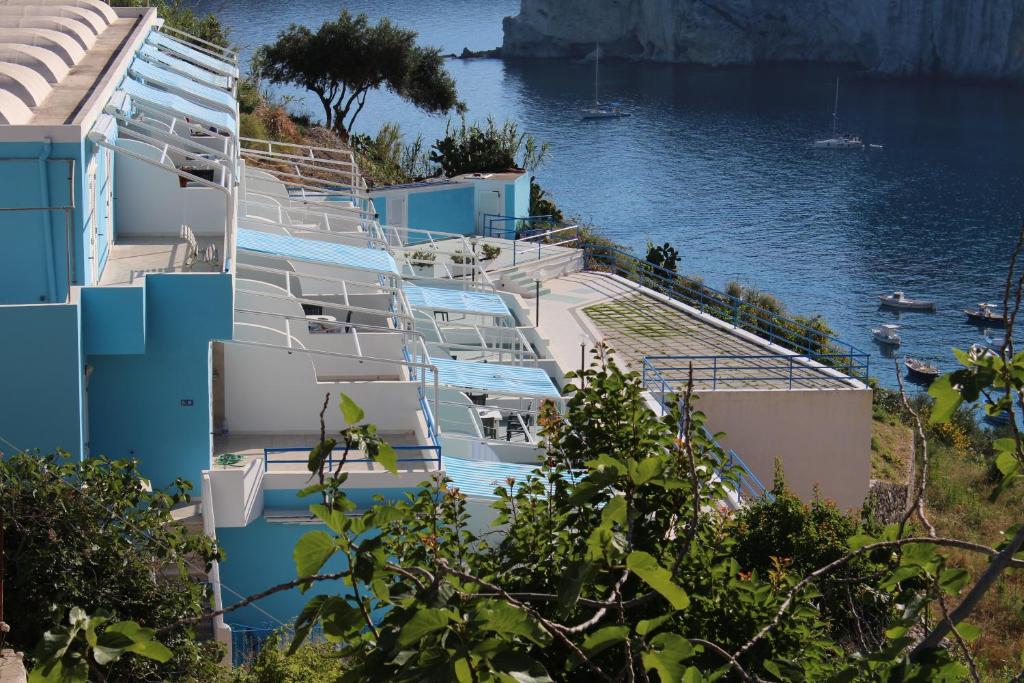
[263,443,441,472]
[640,358,770,501]
[642,354,864,390]
[157,24,239,63]
[585,245,870,380]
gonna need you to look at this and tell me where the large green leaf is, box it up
[373,442,398,474]
[339,393,365,424]
[294,530,337,579]
[627,551,690,610]
[581,625,628,656]
[641,633,694,681]
[473,600,550,646]
[629,456,665,485]
[397,608,453,647]
[927,374,962,424]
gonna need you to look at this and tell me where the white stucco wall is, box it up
[695,387,872,511]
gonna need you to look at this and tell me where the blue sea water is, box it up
[191,0,1024,390]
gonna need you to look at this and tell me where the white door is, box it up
[102,149,113,260]
[476,189,502,235]
[86,157,99,284]
[390,195,407,228]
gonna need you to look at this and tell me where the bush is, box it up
[230,633,347,683]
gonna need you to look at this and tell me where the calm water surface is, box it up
[192,0,1024,390]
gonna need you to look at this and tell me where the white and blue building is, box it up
[0,1,566,659]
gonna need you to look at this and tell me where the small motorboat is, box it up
[969,343,998,360]
[879,291,936,311]
[904,356,939,383]
[872,324,901,346]
[964,303,1006,327]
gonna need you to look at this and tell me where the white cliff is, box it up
[502,0,1024,81]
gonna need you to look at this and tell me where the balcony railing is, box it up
[642,354,863,391]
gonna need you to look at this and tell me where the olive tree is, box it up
[253,11,462,135]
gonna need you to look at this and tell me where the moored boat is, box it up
[879,290,936,311]
[904,356,939,382]
[964,303,1006,327]
[872,324,901,346]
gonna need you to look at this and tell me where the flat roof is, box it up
[442,455,543,499]
[426,356,560,399]
[403,283,511,317]
[237,228,399,275]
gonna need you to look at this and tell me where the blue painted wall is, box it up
[506,173,530,220]
[217,487,412,626]
[86,273,233,489]
[0,141,83,304]
[81,286,146,355]
[0,304,84,458]
[408,186,475,235]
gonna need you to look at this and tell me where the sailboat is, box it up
[812,78,863,149]
[581,43,629,120]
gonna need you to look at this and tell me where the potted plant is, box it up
[481,243,502,261]
[449,249,475,278]
[410,248,436,277]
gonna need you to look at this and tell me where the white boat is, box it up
[878,290,936,311]
[872,324,901,346]
[904,356,940,382]
[581,43,629,120]
[812,78,864,149]
[964,303,1006,327]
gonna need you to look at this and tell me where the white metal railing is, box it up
[439,400,541,444]
[156,23,239,65]
[88,120,236,274]
[235,262,415,326]
[221,339,441,450]
[239,205,388,251]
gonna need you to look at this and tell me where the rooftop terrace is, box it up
[521,271,861,391]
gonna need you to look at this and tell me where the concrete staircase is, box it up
[500,269,551,298]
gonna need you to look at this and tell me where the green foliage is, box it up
[351,122,436,185]
[262,351,981,681]
[253,11,462,134]
[111,0,228,47]
[29,608,171,683]
[481,243,502,261]
[645,242,680,272]
[230,633,348,682]
[0,452,223,681]
[431,117,549,178]
[529,179,564,223]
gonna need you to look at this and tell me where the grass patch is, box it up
[584,298,687,340]
[870,416,912,482]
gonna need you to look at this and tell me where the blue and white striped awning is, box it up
[138,43,232,90]
[403,284,511,318]
[237,228,399,275]
[147,30,239,79]
[442,456,545,499]
[425,357,560,398]
[129,58,236,112]
[119,78,235,133]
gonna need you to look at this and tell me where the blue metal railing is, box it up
[641,358,771,501]
[642,354,862,390]
[583,245,869,380]
[482,214,560,240]
[263,443,441,472]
